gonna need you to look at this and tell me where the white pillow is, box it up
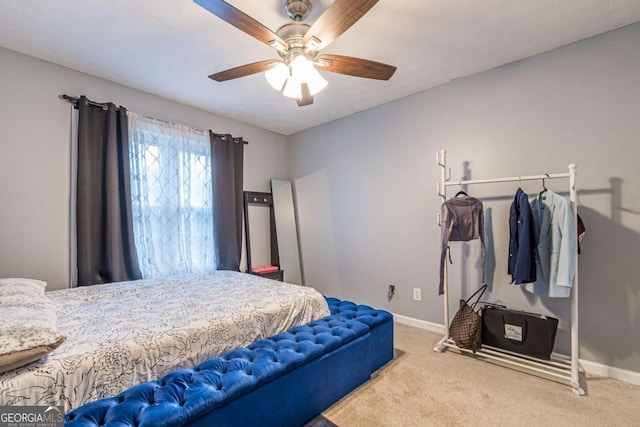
[0,278,66,373]
[0,278,48,303]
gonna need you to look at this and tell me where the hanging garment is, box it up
[508,188,536,284]
[525,189,577,298]
[439,194,485,295]
[577,213,586,255]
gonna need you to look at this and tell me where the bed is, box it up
[65,297,394,427]
[0,272,329,410]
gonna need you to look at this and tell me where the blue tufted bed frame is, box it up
[65,297,393,427]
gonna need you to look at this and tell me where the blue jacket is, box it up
[525,189,577,298]
[508,188,536,284]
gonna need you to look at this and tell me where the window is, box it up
[128,113,215,278]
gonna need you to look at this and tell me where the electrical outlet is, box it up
[413,288,422,301]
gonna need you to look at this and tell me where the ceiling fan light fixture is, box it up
[290,55,328,96]
[282,75,302,99]
[290,55,312,76]
[304,66,327,96]
[265,62,289,91]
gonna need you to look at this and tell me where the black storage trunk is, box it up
[481,305,559,360]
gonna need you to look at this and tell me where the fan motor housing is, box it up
[276,22,311,52]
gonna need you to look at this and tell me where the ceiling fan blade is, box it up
[209,60,279,82]
[303,0,379,51]
[315,54,396,80]
[194,0,288,51]
[296,83,314,107]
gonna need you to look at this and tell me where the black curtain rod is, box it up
[60,94,248,145]
[61,94,111,110]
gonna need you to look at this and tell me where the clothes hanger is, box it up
[539,174,549,196]
[454,190,468,197]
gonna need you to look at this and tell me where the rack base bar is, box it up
[436,338,585,395]
[480,344,572,370]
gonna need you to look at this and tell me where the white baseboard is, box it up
[578,359,640,385]
[391,313,445,335]
[391,312,640,386]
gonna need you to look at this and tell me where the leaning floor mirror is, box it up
[271,179,303,285]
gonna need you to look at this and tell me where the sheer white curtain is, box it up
[128,112,215,278]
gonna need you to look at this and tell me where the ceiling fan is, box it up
[194,0,397,106]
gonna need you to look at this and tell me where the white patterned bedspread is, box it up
[0,271,329,410]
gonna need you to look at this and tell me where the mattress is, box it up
[0,271,329,409]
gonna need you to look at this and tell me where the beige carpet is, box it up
[322,323,640,426]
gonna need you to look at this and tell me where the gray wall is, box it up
[288,23,640,372]
[1,22,639,373]
[0,47,288,290]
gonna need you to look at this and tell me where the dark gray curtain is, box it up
[210,132,245,271]
[76,96,142,285]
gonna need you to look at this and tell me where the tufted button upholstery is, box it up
[326,297,392,328]
[65,297,392,427]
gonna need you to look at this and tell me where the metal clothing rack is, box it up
[433,149,585,395]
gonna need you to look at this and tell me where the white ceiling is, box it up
[1,1,640,135]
